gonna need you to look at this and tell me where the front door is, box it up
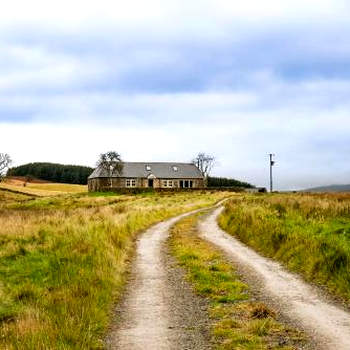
[148,179,154,188]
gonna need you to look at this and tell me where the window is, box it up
[180,180,193,188]
[172,166,178,172]
[162,180,173,188]
[146,165,151,171]
[126,179,136,187]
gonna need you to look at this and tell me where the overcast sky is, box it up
[1,0,349,190]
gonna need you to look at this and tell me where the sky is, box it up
[1,0,350,190]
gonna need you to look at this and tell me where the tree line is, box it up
[7,162,93,185]
[207,176,254,188]
[4,152,255,188]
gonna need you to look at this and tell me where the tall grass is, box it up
[0,190,229,349]
[219,193,350,303]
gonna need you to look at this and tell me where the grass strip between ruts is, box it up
[169,213,306,350]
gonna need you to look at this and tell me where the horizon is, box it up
[9,159,349,191]
[1,0,349,191]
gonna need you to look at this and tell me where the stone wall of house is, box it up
[88,177,205,192]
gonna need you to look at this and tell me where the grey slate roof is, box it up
[88,162,203,179]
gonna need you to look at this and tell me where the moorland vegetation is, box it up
[219,193,350,303]
[0,187,228,349]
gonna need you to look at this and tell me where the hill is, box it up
[304,184,350,192]
[0,177,87,196]
[7,162,93,185]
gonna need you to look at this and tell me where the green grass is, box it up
[169,214,305,350]
[219,193,350,303]
[0,190,230,349]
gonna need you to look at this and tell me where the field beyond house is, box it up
[0,177,87,196]
[0,185,229,349]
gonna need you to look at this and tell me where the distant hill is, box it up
[7,162,93,185]
[304,184,350,192]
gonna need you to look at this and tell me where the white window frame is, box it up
[162,180,173,188]
[126,179,136,187]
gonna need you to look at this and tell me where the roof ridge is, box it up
[88,161,203,179]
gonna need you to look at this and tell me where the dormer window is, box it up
[172,166,178,172]
[146,165,151,171]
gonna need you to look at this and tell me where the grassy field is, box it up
[0,179,87,197]
[219,193,350,304]
[0,188,229,349]
[169,214,305,349]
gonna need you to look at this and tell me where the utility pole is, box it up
[269,154,275,193]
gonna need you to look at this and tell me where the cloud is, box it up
[0,0,350,189]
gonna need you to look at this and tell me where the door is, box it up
[148,179,154,188]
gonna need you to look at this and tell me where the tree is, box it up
[192,152,215,185]
[207,176,254,188]
[96,151,123,188]
[0,153,12,181]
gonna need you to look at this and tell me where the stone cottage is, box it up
[88,162,204,191]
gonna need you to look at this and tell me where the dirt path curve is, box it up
[107,209,212,350]
[199,206,350,350]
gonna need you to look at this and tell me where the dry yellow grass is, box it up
[0,181,87,196]
[0,189,230,349]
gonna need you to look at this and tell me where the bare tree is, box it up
[0,153,12,181]
[192,152,215,185]
[96,151,123,189]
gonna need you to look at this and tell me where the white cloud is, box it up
[2,92,350,191]
[0,0,348,30]
[1,0,350,190]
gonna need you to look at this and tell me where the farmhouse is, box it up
[88,162,205,191]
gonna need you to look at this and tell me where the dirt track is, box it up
[199,206,350,350]
[107,210,211,349]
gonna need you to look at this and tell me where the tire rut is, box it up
[107,209,211,350]
[199,206,350,350]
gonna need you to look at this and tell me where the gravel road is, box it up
[199,206,350,350]
[107,209,211,350]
